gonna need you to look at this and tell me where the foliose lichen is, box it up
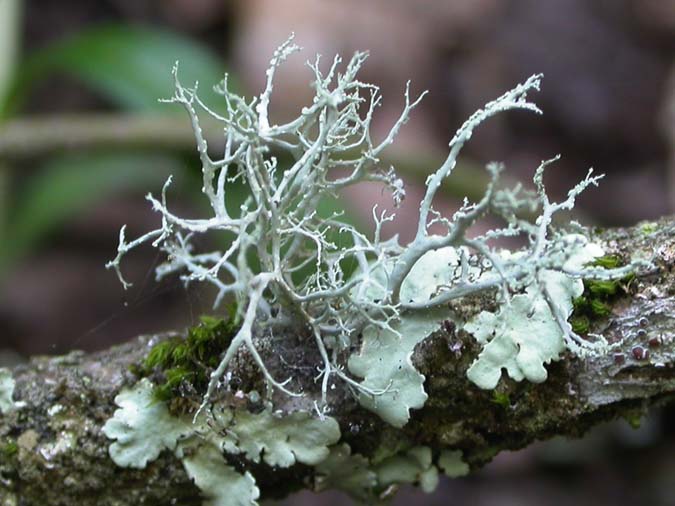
[464,237,607,389]
[107,35,647,422]
[103,379,341,505]
[438,449,470,478]
[181,444,260,506]
[0,368,22,415]
[348,308,446,427]
[313,444,377,501]
[102,378,192,468]
[374,446,439,494]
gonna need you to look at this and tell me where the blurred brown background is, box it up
[0,0,673,504]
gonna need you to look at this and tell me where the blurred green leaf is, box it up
[3,24,228,115]
[0,0,21,108]
[0,164,8,242]
[0,151,184,272]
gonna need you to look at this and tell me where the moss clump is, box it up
[152,367,196,402]
[640,222,657,235]
[141,311,239,401]
[1,440,18,458]
[570,315,590,335]
[588,255,621,269]
[623,410,643,429]
[571,255,633,334]
[144,338,184,371]
[491,391,510,408]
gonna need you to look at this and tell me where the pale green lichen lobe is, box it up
[374,446,439,494]
[182,444,261,506]
[314,443,378,501]
[0,368,22,414]
[221,408,341,467]
[465,237,605,389]
[438,449,470,478]
[103,378,342,506]
[102,378,192,468]
[348,248,462,426]
[348,310,446,427]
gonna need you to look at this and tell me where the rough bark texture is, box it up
[1,217,674,506]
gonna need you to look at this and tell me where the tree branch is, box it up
[1,217,674,505]
[0,114,226,160]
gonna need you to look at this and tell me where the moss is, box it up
[623,411,643,430]
[490,391,510,408]
[153,367,196,402]
[140,310,240,402]
[589,255,621,269]
[570,255,634,335]
[588,298,611,317]
[570,315,590,335]
[143,338,184,371]
[2,440,18,458]
[171,344,190,364]
[586,279,619,297]
[640,222,657,235]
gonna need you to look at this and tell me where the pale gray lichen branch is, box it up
[106,36,650,421]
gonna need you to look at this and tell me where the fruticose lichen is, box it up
[102,36,649,503]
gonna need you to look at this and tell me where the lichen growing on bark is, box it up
[96,36,654,505]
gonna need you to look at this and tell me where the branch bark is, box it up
[1,217,674,505]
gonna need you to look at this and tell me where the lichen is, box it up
[102,379,193,468]
[348,309,447,427]
[464,237,607,389]
[314,443,453,501]
[39,431,77,462]
[438,449,469,478]
[0,368,17,414]
[313,444,377,501]
[103,378,340,506]
[181,444,260,506]
[374,446,439,494]
[220,407,341,467]
[347,248,468,425]
[107,35,648,427]
[0,368,25,416]
[98,35,653,505]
